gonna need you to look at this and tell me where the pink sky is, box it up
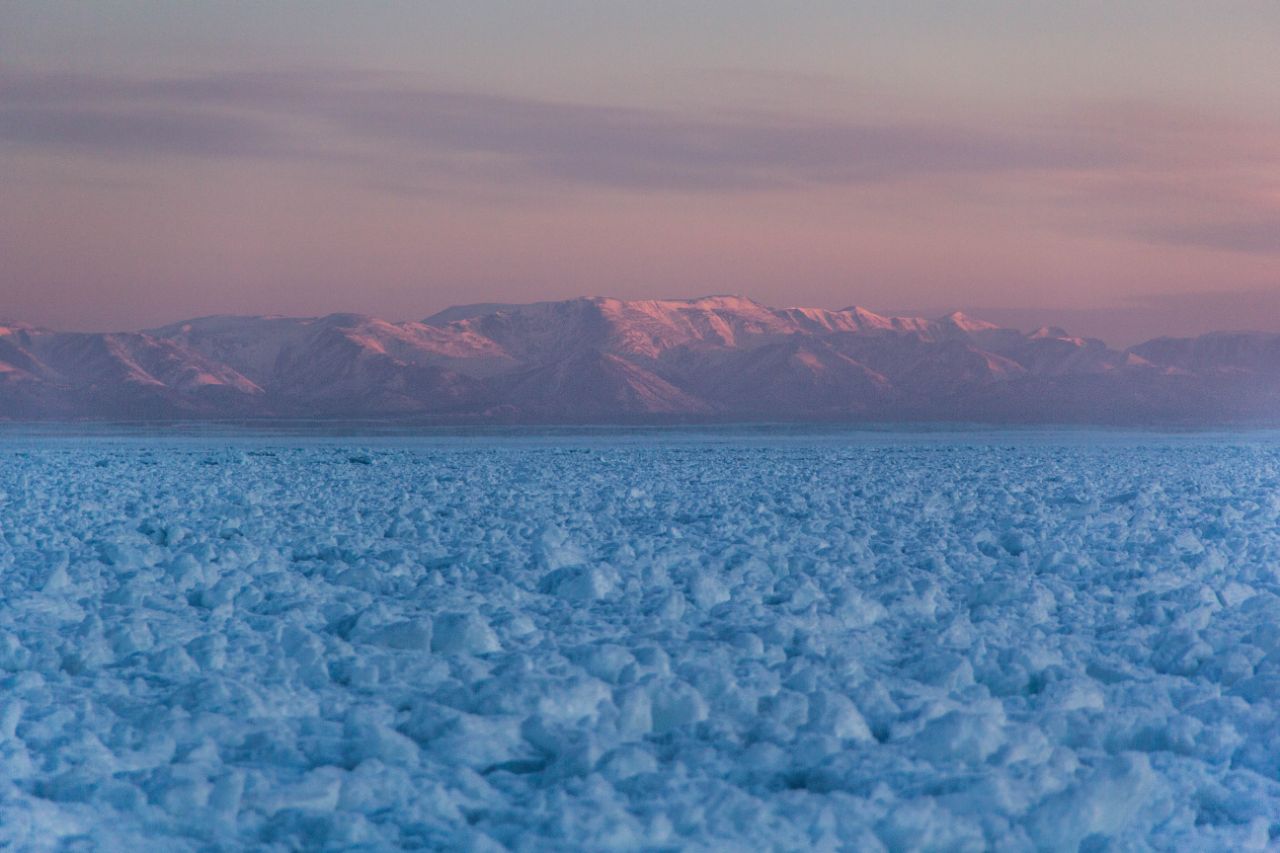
[1,2,1278,344]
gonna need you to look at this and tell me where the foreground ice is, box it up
[1,430,1279,850]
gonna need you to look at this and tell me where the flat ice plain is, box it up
[2,427,1279,851]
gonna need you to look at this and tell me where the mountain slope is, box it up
[665,337,891,415]
[0,324,263,418]
[1130,332,1280,375]
[486,348,712,418]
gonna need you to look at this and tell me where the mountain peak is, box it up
[0,320,40,335]
[938,310,999,332]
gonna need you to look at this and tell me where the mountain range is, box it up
[2,296,1279,424]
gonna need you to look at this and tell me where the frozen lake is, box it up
[1,428,1278,849]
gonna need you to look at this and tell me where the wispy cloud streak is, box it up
[0,68,1133,190]
[3,67,1279,257]
[1139,217,1280,255]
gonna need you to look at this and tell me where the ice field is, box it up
[2,428,1280,850]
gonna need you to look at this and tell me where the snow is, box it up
[11,299,1280,422]
[1,428,1279,849]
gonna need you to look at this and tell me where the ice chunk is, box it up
[911,709,1005,764]
[1025,754,1168,849]
[650,681,708,733]
[539,564,617,602]
[368,619,433,651]
[430,612,500,655]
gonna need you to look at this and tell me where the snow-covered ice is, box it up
[1,429,1279,850]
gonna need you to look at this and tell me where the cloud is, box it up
[0,67,1131,191]
[323,86,1132,189]
[0,105,291,158]
[1139,217,1280,255]
[3,67,1278,258]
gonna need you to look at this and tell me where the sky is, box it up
[1,2,1278,344]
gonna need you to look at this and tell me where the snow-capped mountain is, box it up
[0,321,263,418]
[2,297,1278,422]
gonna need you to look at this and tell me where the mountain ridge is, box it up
[2,296,1278,423]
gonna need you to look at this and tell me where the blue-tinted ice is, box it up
[1,428,1277,849]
